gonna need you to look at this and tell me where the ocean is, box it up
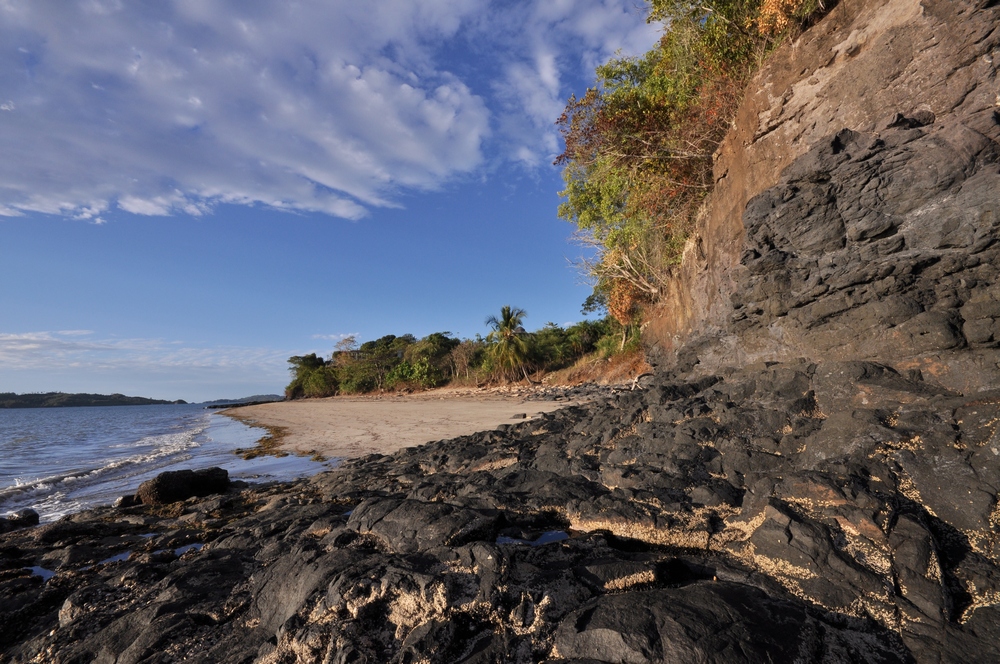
[0,404,333,522]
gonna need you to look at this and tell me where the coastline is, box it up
[218,384,603,461]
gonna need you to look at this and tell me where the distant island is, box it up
[200,394,283,406]
[0,392,187,408]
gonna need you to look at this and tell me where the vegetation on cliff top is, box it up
[557,0,824,327]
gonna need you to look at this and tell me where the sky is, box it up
[0,0,660,402]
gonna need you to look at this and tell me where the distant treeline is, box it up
[286,308,636,399]
[0,393,187,408]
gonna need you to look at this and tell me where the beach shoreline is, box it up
[219,384,605,461]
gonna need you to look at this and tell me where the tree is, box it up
[285,353,330,399]
[334,336,358,353]
[485,306,534,384]
[450,338,485,381]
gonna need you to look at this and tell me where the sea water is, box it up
[0,404,333,522]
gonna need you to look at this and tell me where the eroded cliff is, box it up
[645,0,1000,395]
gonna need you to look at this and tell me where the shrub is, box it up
[337,367,377,395]
[302,366,339,398]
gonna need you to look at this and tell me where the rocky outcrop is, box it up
[1,363,999,661]
[728,118,1000,393]
[4,370,1000,659]
[0,509,39,534]
[644,0,1000,391]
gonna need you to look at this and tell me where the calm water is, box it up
[0,404,333,522]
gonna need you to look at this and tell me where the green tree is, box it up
[336,334,415,392]
[485,306,534,383]
[301,366,339,398]
[285,353,332,399]
[401,332,460,387]
[533,322,572,367]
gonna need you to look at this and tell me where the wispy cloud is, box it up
[0,330,297,401]
[311,333,360,342]
[0,1,657,221]
[0,331,288,374]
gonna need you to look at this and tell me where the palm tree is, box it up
[485,305,535,384]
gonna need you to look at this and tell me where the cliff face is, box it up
[645,0,1000,394]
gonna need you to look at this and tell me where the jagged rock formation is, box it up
[645,0,1000,392]
[2,0,1000,661]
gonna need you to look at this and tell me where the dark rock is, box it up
[7,510,39,528]
[0,510,39,534]
[112,495,138,509]
[554,583,910,664]
[135,467,230,505]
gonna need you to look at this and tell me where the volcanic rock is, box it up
[135,467,230,505]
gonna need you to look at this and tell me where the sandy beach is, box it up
[220,387,590,460]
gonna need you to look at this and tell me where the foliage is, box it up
[532,318,614,368]
[532,322,573,367]
[385,358,439,389]
[485,305,533,383]
[336,368,377,395]
[301,366,339,398]
[285,353,331,399]
[557,0,824,321]
[449,338,486,381]
[283,312,637,397]
[371,332,458,389]
[755,0,825,35]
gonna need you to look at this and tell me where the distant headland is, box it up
[0,392,187,408]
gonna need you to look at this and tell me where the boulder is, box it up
[136,467,230,505]
[1,509,40,532]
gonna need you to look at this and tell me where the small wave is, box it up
[0,427,204,507]
[5,446,191,493]
[108,424,208,450]
[0,477,61,501]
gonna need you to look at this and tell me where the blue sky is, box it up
[0,0,659,402]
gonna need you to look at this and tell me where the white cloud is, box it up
[0,331,287,375]
[487,0,660,165]
[0,1,658,220]
[0,330,317,400]
[311,333,360,342]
